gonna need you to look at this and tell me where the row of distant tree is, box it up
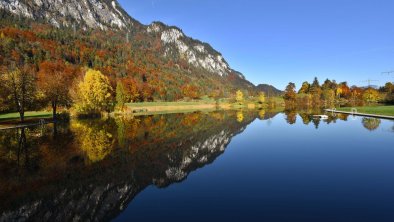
[283,77,394,108]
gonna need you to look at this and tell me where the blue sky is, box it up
[118,0,394,90]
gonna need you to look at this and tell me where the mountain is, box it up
[0,0,256,100]
[256,84,283,96]
[0,0,141,30]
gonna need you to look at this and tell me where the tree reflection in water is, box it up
[362,118,381,131]
[284,109,297,124]
[0,110,389,221]
[0,111,259,221]
[72,121,115,163]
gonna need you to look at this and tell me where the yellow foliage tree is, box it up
[335,87,343,98]
[362,88,380,103]
[75,69,113,113]
[236,90,244,104]
[258,92,266,104]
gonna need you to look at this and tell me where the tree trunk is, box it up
[20,110,24,123]
[52,100,57,122]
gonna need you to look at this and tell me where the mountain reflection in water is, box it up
[0,111,264,221]
[0,110,391,221]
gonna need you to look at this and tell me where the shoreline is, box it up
[325,109,394,120]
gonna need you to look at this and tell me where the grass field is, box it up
[126,101,214,107]
[0,111,52,121]
[337,106,394,117]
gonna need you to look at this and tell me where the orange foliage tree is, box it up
[37,60,76,121]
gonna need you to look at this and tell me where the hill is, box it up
[256,84,283,96]
[0,0,256,102]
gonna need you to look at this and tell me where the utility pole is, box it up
[361,79,379,88]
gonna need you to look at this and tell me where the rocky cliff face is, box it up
[0,0,140,30]
[147,22,245,79]
[0,0,250,82]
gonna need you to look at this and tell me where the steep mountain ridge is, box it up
[0,0,141,30]
[0,0,251,85]
[146,21,245,79]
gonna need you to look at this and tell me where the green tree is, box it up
[74,69,113,114]
[310,77,320,90]
[310,77,322,105]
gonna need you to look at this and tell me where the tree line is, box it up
[0,11,259,121]
[283,77,394,108]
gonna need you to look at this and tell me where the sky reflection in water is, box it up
[0,110,393,222]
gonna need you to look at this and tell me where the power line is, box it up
[361,79,379,87]
[382,71,394,75]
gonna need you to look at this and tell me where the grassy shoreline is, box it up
[0,111,52,121]
[0,98,284,125]
[337,106,394,117]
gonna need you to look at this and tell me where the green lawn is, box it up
[126,100,215,107]
[0,111,52,121]
[337,106,394,116]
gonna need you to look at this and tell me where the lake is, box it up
[0,110,393,222]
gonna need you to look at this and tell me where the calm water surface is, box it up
[0,110,393,222]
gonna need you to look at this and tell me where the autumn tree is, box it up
[258,92,266,104]
[0,65,36,122]
[74,69,113,114]
[322,79,337,90]
[37,60,76,121]
[283,82,296,104]
[122,78,139,102]
[381,82,394,103]
[350,86,363,102]
[235,90,244,104]
[182,84,200,100]
[362,88,380,103]
[298,81,310,94]
[337,82,351,99]
[116,81,129,111]
[322,89,335,107]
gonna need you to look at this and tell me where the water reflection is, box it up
[0,111,258,221]
[0,110,391,221]
[282,109,387,132]
[362,118,382,131]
